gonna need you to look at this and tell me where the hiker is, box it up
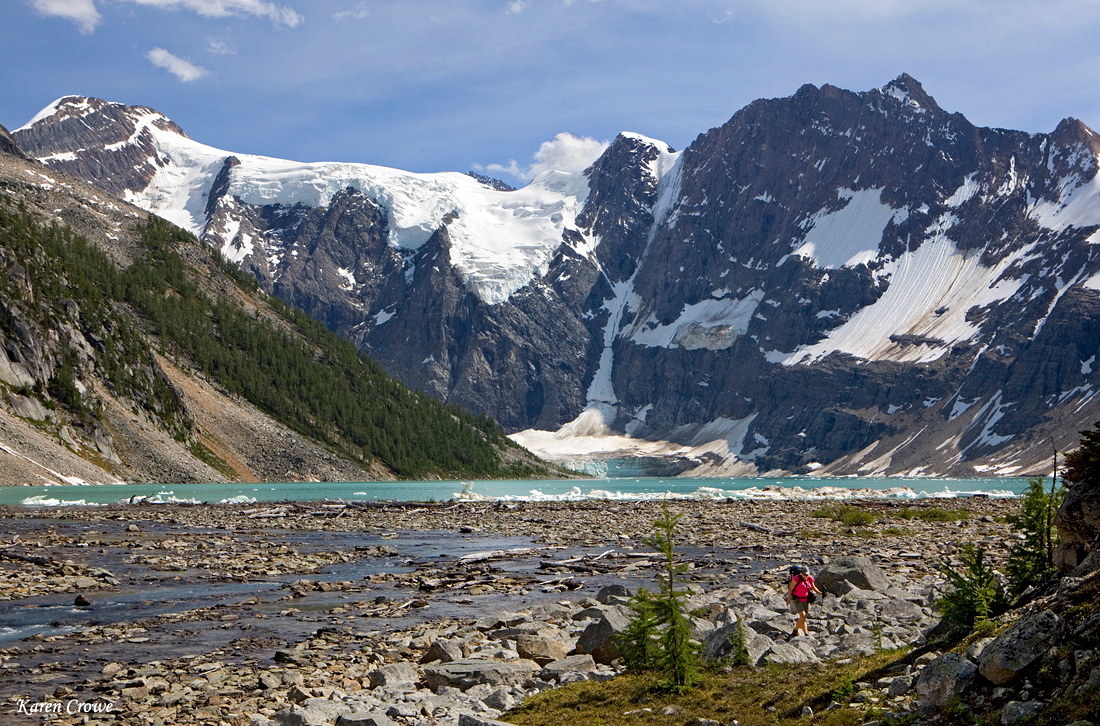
[784,564,822,638]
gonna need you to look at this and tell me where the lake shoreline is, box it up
[0,497,1020,725]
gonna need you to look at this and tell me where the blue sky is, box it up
[7,0,1100,183]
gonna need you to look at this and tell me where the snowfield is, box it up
[62,102,603,306]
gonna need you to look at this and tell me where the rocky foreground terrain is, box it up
[3,496,1095,726]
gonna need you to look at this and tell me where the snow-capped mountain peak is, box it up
[17,95,616,305]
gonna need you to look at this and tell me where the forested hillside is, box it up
[0,135,556,483]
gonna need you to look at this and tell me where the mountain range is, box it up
[13,74,1100,478]
[0,123,552,485]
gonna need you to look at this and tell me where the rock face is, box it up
[17,76,1100,476]
[978,609,1064,686]
[1055,478,1100,570]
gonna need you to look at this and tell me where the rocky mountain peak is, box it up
[0,123,27,160]
[878,72,940,112]
[14,96,189,197]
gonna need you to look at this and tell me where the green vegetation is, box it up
[618,505,700,691]
[0,200,547,479]
[896,506,969,522]
[1005,476,1066,599]
[810,503,876,526]
[507,649,907,726]
[937,543,1009,629]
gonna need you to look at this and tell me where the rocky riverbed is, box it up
[0,497,1021,725]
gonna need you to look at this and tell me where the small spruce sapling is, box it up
[938,543,1009,629]
[642,504,700,690]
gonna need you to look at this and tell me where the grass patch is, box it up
[896,507,969,522]
[506,650,907,726]
[811,503,876,527]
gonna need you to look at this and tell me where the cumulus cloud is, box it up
[147,47,209,81]
[29,0,102,33]
[477,132,608,182]
[128,0,303,27]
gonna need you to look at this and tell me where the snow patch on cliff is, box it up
[791,187,907,269]
[777,232,1027,365]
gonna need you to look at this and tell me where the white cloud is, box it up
[508,1,526,14]
[334,1,371,20]
[128,0,303,27]
[29,0,101,33]
[206,37,236,55]
[29,0,302,31]
[478,132,608,182]
[147,47,209,82]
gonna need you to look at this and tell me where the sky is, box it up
[6,0,1100,184]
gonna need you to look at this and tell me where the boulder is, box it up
[596,584,632,604]
[368,662,418,689]
[422,659,539,691]
[515,633,568,666]
[878,598,924,622]
[421,638,464,664]
[915,653,977,709]
[815,556,890,594]
[702,622,745,663]
[575,607,631,664]
[335,713,400,726]
[539,654,596,682]
[1000,700,1045,726]
[887,675,913,698]
[978,609,1064,686]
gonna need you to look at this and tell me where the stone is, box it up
[702,622,746,663]
[457,715,516,726]
[979,609,1064,686]
[878,598,924,622]
[595,584,632,604]
[887,675,913,698]
[575,607,631,664]
[421,638,464,664]
[475,612,527,631]
[481,686,516,711]
[915,653,977,709]
[538,654,596,682]
[368,662,418,689]
[423,659,539,691]
[965,637,996,662]
[335,714,399,726]
[762,641,819,665]
[514,633,568,666]
[815,556,890,594]
[1000,700,1045,726]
